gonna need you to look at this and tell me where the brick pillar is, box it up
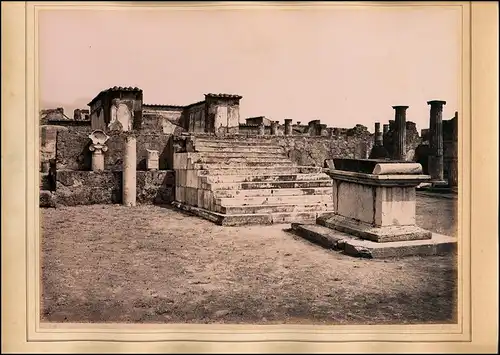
[427,100,446,183]
[284,119,293,135]
[392,106,409,161]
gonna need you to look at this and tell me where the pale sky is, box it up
[38,5,462,131]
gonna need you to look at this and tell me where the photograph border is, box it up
[2,1,498,353]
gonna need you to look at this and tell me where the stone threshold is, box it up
[289,223,457,259]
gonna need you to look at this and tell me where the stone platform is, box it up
[290,223,457,259]
[172,135,334,225]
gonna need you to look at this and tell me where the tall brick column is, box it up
[427,100,446,183]
[392,106,409,161]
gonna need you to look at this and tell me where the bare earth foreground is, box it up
[41,194,458,325]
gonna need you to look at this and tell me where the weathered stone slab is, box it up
[289,222,456,259]
[290,223,345,249]
[342,233,456,258]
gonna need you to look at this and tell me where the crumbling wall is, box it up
[142,105,184,133]
[53,170,175,206]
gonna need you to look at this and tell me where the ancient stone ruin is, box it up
[39,86,458,257]
[291,159,456,258]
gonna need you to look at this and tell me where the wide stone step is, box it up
[211,179,333,190]
[216,194,333,206]
[206,173,331,184]
[194,146,285,154]
[196,156,291,164]
[214,186,333,198]
[171,201,331,226]
[194,140,280,148]
[219,203,334,215]
[194,152,289,159]
[193,162,297,169]
[199,166,323,176]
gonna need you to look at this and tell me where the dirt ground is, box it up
[41,194,458,325]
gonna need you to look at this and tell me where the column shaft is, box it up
[123,135,137,206]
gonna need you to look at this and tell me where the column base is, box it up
[316,213,432,243]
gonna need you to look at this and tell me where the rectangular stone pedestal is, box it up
[325,159,433,243]
[287,159,455,258]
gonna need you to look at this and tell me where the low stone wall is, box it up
[55,129,174,171]
[51,170,175,206]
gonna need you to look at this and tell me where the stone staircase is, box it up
[172,135,334,226]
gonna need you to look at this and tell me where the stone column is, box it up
[123,135,137,207]
[89,144,108,172]
[258,122,265,136]
[427,100,446,183]
[382,124,389,147]
[146,149,159,171]
[284,119,293,135]
[392,106,409,161]
[270,121,279,135]
[88,130,109,172]
[374,122,383,146]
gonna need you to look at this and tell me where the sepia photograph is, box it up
[2,1,498,353]
[38,3,460,326]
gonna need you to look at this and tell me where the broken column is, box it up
[123,134,137,207]
[427,100,446,183]
[369,122,390,159]
[284,119,293,135]
[146,149,159,171]
[392,106,408,161]
[88,130,110,172]
[270,121,279,135]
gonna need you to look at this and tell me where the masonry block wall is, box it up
[55,128,174,171]
[52,170,174,206]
